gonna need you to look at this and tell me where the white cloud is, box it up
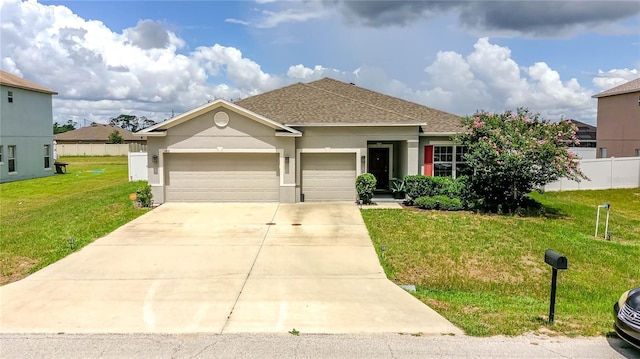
[1,1,624,128]
[226,3,328,29]
[593,68,639,90]
[287,64,335,81]
[0,0,286,124]
[414,38,598,122]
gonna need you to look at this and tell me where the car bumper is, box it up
[614,302,640,350]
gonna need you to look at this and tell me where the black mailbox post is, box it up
[544,250,568,324]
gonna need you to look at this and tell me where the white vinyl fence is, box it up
[545,157,640,191]
[56,143,147,156]
[128,152,148,181]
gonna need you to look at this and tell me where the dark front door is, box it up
[368,148,389,190]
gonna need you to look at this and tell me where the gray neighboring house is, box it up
[0,70,57,183]
[139,78,464,203]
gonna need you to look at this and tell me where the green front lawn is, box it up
[362,189,640,337]
[0,156,150,284]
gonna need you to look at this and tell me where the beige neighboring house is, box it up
[0,70,57,183]
[593,77,640,158]
[54,124,145,144]
[139,78,463,203]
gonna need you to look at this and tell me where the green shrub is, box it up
[356,173,377,204]
[414,195,464,211]
[414,196,438,210]
[436,196,464,211]
[136,183,153,207]
[404,175,470,207]
[404,175,444,202]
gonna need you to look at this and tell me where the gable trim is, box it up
[139,99,302,136]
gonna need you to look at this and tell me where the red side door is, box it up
[424,145,433,176]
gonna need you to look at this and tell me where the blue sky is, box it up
[2,0,639,125]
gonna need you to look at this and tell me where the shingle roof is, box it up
[54,124,142,142]
[235,78,463,133]
[570,120,596,141]
[0,70,57,95]
[592,77,640,98]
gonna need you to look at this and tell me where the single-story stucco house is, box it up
[55,124,146,144]
[139,78,465,203]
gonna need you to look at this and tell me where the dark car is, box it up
[614,287,640,350]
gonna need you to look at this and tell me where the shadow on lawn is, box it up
[470,199,567,219]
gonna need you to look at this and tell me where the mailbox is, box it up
[545,250,567,270]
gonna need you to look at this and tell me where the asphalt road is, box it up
[1,333,638,358]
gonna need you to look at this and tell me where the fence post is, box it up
[610,157,614,189]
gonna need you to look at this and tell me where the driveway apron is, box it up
[0,202,461,335]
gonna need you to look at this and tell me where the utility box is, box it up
[545,250,568,270]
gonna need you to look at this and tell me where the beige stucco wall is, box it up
[147,109,296,203]
[147,118,438,203]
[293,126,419,173]
[596,91,640,158]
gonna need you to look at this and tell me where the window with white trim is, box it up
[8,145,16,172]
[455,146,470,177]
[0,145,3,163]
[433,146,453,177]
[7,91,13,103]
[433,145,467,177]
[44,144,51,169]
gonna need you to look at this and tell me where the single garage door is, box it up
[165,153,279,202]
[301,153,356,201]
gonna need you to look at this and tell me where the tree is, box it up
[109,114,156,132]
[108,130,124,144]
[53,120,77,134]
[456,108,586,212]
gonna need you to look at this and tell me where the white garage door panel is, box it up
[302,153,356,201]
[166,153,279,202]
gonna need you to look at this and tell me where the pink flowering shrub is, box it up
[456,108,587,213]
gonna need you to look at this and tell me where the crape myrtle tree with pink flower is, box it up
[455,108,587,213]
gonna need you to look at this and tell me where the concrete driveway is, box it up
[0,202,461,335]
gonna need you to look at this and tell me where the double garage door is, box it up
[165,153,279,202]
[164,152,356,202]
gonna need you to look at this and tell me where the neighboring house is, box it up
[567,120,597,159]
[570,120,597,148]
[54,124,146,144]
[0,70,57,183]
[139,78,463,203]
[593,77,640,158]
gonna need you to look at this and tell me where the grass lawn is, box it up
[362,188,640,337]
[0,156,150,285]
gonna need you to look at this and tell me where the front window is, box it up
[432,145,467,177]
[433,146,453,177]
[44,144,51,169]
[7,91,13,103]
[8,145,16,172]
[455,146,470,177]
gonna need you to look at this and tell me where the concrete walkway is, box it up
[0,202,460,335]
